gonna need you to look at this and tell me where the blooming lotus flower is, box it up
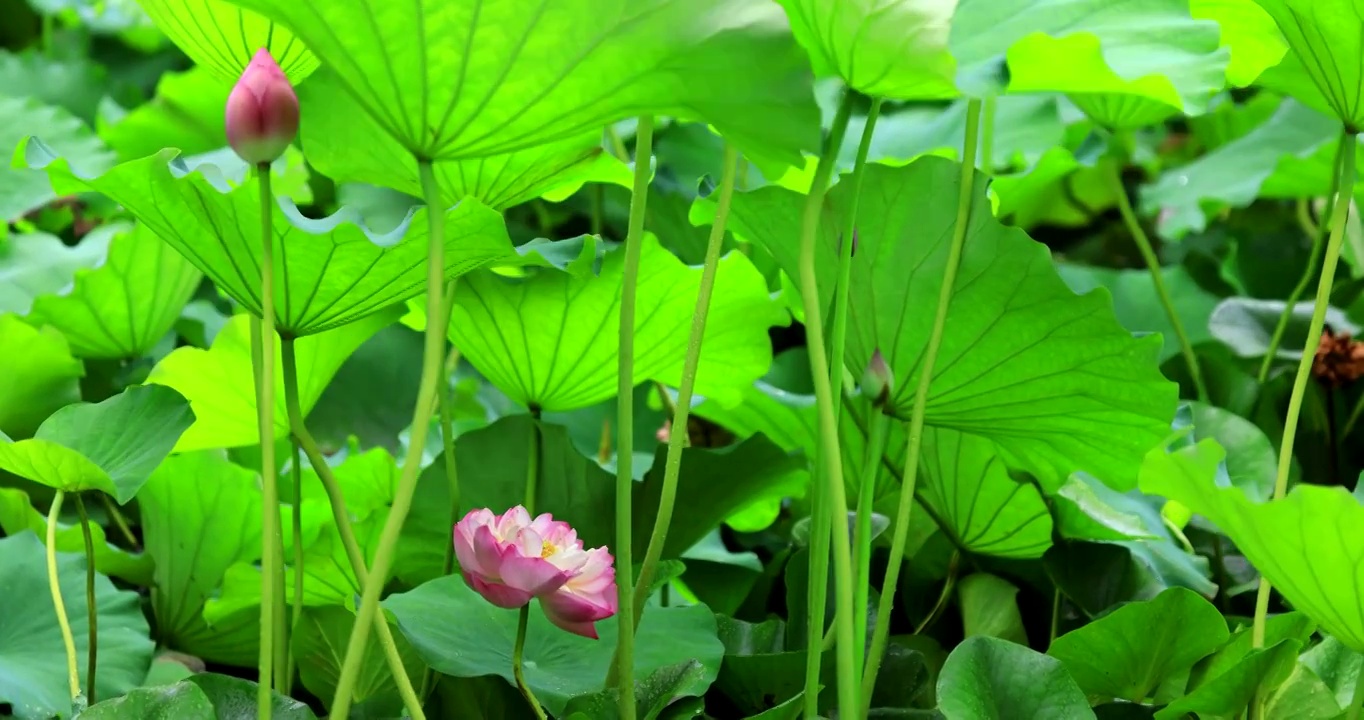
[454,506,618,639]
[225,48,299,165]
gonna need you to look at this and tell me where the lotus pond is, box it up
[5,0,1364,719]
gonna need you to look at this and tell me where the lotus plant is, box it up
[455,506,618,718]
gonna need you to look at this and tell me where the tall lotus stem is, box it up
[861,98,984,713]
[629,143,739,619]
[46,491,81,702]
[75,494,98,702]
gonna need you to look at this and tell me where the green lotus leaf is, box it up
[292,606,426,714]
[1141,437,1364,651]
[297,68,629,211]
[937,636,1095,720]
[0,487,152,586]
[29,222,203,359]
[0,49,106,124]
[1067,92,1183,130]
[724,158,1177,491]
[0,314,84,438]
[773,0,957,99]
[23,141,513,337]
[222,0,819,173]
[0,95,113,224]
[385,575,723,716]
[450,234,787,412]
[0,229,110,316]
[1250,0,1364,127]
[1190,0,1288,86]
[991,147,1121,230]
[959,573,1029,644]
[139,451,263,667]
[97,66,229,161]
[0,531,155,719]
[950,0,1229,115]
[1056,262,1222,363]
[1048,587,1229,701]
[0,384,193,503]
[147,308,396,452]
[134,0,317,83]
[1156,639,1301,719]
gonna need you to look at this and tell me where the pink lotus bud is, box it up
[225,48,299,165]
[454,506,618,638]
[861,349,894,407]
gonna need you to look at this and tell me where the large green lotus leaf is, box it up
[773,0,957,99]
[1188,401,1277,503]
[385,574,723,716]
[79,673,317,719]
[0,384,193,502]
[1250,0,1364,127]
[0,50,106,124]
[1067,92,1183,130]
[959,573,1029,644]
[0,315,84,438]
[139,451,263,667]
[0,230,111,316]
[26,144,512,337]
[1048,587,1229,701]
[29,222,203,359]
[97,66,229,161]
[561,661,710,720]
[1190,0,1288,85]
[1142,99,1343,238]
[1056,262,1222,364]
[937,636,1095,720]
[134,0,317,83]
[1208,297,1357,361]
[451,235,786,412]
[292,605,426,714]
[918,426,1052,559]
[0,532,154,719]
[991,148,1121,230]
[1156,639,1302,719]
[297,68,628,211]
[223,0,818,173]
[1142,438,1364,652]
[0,96,113,223]
[724,158,1177,491]
[147,308,397,452]
[949,0,1229,114]
[0,487,152,586]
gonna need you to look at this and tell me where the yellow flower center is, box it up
[541,540,557,558]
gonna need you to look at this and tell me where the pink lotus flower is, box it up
[454,506,618,639]
[225,48,299,165]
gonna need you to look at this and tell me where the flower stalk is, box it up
[329,157,450,718]
[861,98,984,712]
[254,161,281,719]
[75,494,98,703]
[513,605,548,720]
[46,491,81,703]
[629,142,740,620]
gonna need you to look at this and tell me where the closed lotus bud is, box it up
[225,48,299,165]
[861,349,894,407]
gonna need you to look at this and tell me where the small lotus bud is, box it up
[861,349,894,407]
[225,48,299,165]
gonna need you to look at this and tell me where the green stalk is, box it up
[1252,130,1357,655]
[629,143,740,620]
[438,280,462,578]
[980,96,997,174]
[912,550,959,635]
[255,162,281,719]
[47,491,81,701]
[861,99,984,712]
[796,89,861,720]
[287,438,303,693]
[513,605,549,720]
[329,157,449,719]
[281,339,426,720]
[1260,146,1344,384]
[612,114,654,720]
[1106,158,1208,402]
[273,514,288,693]
[852,407,890,667]
[526,418,540,512]
[74,494,96,702]
[100,493,138,550]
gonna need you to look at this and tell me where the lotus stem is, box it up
[853,407,890,667]
[287,438,303,693]
[46,491,81,701]
[861,99,984,713]
[630,142,739,622]
[513,605,548,720]
[75,494,97,702]
[255,162,281,718]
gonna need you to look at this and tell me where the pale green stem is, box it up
[1261,145,1344,385]
[273,511,288,693]
[610,115,654,720]
[526,418,540,513]
[100,493,138,550]
[329,158,449,719]
[861,99,984,713]
[287,439,303,693]
[1253,130,1357,653]
[438,280,462,578]
[629,143,739,621]
[912,550,959,635]
[980,96,997,173]
[513,605,549,720]
[1106,158,1208,402]
[796,89,861,720]
[605,124,630,163]
[75,494,96,702]
[853,407,890,667]
[47,491,81,701]
[255,162,280,719]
